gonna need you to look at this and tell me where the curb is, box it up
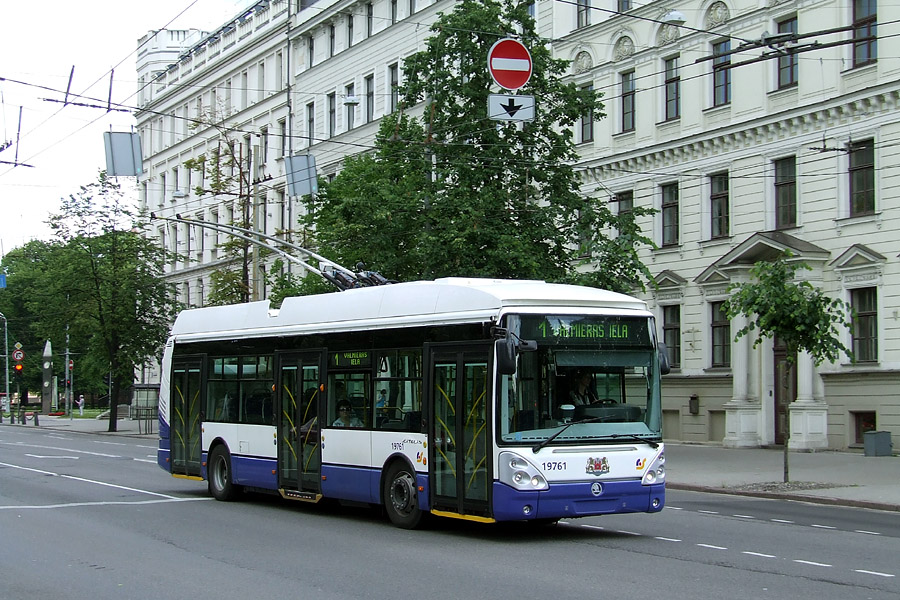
[668,482,900,513]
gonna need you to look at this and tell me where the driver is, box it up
[569,370,599,405]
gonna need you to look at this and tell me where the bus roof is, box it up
[169,277,650,342]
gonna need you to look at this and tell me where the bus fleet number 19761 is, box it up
[542,461,567,471]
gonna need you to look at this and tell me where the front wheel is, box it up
[208,445,238,501]
[383,461,424,529]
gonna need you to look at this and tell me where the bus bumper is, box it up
[491,480,665,521]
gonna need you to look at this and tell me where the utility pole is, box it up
[0,312,8,416]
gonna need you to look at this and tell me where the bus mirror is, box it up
[658,343,671,375]
[496,337,517,375]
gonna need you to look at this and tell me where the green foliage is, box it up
[304,0,654,290]
[722,253,852,366]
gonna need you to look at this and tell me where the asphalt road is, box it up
[1,426,897,600]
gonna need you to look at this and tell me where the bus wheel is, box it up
[208,446,237,501]
[383,462,423,529]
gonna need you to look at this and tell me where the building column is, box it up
[788,351,829,450]
[723,313,762,447]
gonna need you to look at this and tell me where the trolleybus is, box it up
[158,278,668,528]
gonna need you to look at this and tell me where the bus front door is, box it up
[170,356,203,477]
[276,352,324,500]
[428,344,492,520]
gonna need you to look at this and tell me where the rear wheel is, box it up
[383,461,423,529]
[208,445,238,501]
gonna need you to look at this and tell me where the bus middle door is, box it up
[427,343,492,521]
[276,351,324,500]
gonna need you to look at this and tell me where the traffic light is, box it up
[13,363,23,380]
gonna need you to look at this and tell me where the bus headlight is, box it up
[641,450,666,486]
[499,452,549,491]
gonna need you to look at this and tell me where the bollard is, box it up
[19,406,25,424]
[33,411,39,426]
[9,410,15,424]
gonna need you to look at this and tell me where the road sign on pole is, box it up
[487,38,533,91]
[488,94,535,121]
[12,349,24,361]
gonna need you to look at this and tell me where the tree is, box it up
[42,172,180,430]
[722,252,852,481]
[305,0,654,288]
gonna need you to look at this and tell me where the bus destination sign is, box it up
[332,350,372,368]
[520,316,651,347]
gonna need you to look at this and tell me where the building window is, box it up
[345,84,356,130]
[366,3,374,37]
[663,305,681,368]
[576,0,591,28]
[327,93,336,137]
[710,171,729,239]
[306,101,315,145]
[851,287,877,362]
[277,118,286,157]
[661,183,679,247]
[711,301,731,368]
[621,71,635,132]
[391,0,398,24]
[849,139,875,216]
[774,156,797,229]
[618,0,632,10]
[307,35,314,69]
[777,17,798,88]
[365,74,375,123]
[664,56,680,120]
[712,41,731,106]
[328,23,335,57]
[853,0,877,67]
[853,411,877,445]
[616,190,633,217]
[389,63,399,113]
[579,84,593,143]
[347,13,353,47]
[409,0,415,16]
[527,1,535,17]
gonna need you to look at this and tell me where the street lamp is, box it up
[662,10,686,26]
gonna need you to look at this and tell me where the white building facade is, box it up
[136,0,898,451]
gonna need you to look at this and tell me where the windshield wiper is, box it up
[531,417,607,453]
[532,423,660,453]
[595,433,660,449]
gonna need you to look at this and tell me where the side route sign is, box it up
[487,38,533,91]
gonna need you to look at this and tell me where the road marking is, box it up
[854,570,895,578]
[25,454,80,459]
[742,551,776,558]
[616,530,641,536]
[2,441,119,458]
[793,560,832,568]
[134,458,157,464]
[854,530,881,535]
[810,524,836,530]
[697,544,727,550]
[94,441,128,446]
[655,536,681,542]
[698,510,719,514]
[732,514,756,519]
[0,498,211,510]
[771,519,794,523]
[0,460,179,499]
[665,506,683,510]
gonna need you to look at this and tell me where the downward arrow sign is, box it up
[501,98,522,117]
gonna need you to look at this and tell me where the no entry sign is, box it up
[487,38,532,91]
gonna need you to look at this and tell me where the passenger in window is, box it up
[569,370,599,405]
[332,399,363,427]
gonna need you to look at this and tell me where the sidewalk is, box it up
[4,415,898,511]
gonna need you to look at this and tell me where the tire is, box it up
[208,445,238,501]
[383,461,423,529]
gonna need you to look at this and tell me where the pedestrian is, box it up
[77,394,85,416]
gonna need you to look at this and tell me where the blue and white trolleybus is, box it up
[157,278,668,528]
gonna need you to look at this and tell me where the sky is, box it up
[0,0,252,258]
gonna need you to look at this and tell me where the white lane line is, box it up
[810,524,837,530]
[25,454,79,459]
[0,498,211,510]
[134,459,157,464]
[655,536,682,542]
[665,506,683,510]
[854,570,895,578]
[854,530,882,536]
[732,514,756,519]
[616,530,641,536]
[743,551,777,558]
[697,544,728,550]
[581,524,605,531]
[794,560,832,568]
[771,519,794,524]
[0,460,178,499]
[698,510,719,514]
[1,441,119,458]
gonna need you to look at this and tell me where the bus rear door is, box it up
[427,343,492,521]
[170,356,204,478]
[276,351,324,500]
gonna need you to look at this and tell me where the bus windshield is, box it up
[498,313,662,445]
